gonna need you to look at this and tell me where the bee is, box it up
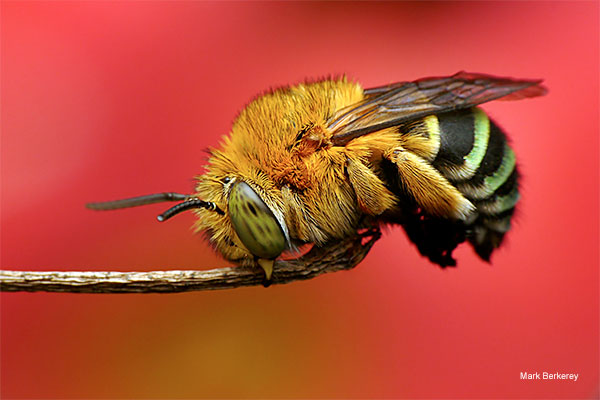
[87,72,547,282]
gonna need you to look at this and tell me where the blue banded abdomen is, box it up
[400,107,520,262]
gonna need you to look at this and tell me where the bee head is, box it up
[194,175,292,280]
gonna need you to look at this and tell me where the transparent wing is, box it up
[328,71,547,146]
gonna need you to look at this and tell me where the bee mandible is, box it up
[87,72,547,282]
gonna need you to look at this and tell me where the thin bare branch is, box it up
[0,229,380,293]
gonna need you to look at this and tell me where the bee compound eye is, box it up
[227,181,286,259]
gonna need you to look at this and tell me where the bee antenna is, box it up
[157,199,224,222]
[86,192,190,210]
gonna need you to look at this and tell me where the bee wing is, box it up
[328,71,547,146]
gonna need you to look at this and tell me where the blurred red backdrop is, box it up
[1,2,598,399]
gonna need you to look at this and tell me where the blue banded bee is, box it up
[88,72,547,280]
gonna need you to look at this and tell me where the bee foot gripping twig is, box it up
[0,228,381,293]
[271,226,381,283]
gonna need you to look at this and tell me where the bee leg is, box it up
[383,147,475,220]
[257,258,274,287]
[346,156,397,215]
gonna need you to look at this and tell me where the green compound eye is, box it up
[228,181,286,259]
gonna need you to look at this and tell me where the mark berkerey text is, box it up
[520,372,579,382]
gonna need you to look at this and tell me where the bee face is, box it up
[193,164,292,267]
[88,72,546,281]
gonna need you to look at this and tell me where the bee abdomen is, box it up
[403,107,520,262]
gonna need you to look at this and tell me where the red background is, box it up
[1,2,598,398]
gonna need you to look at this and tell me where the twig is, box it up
[0,228,381,293]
